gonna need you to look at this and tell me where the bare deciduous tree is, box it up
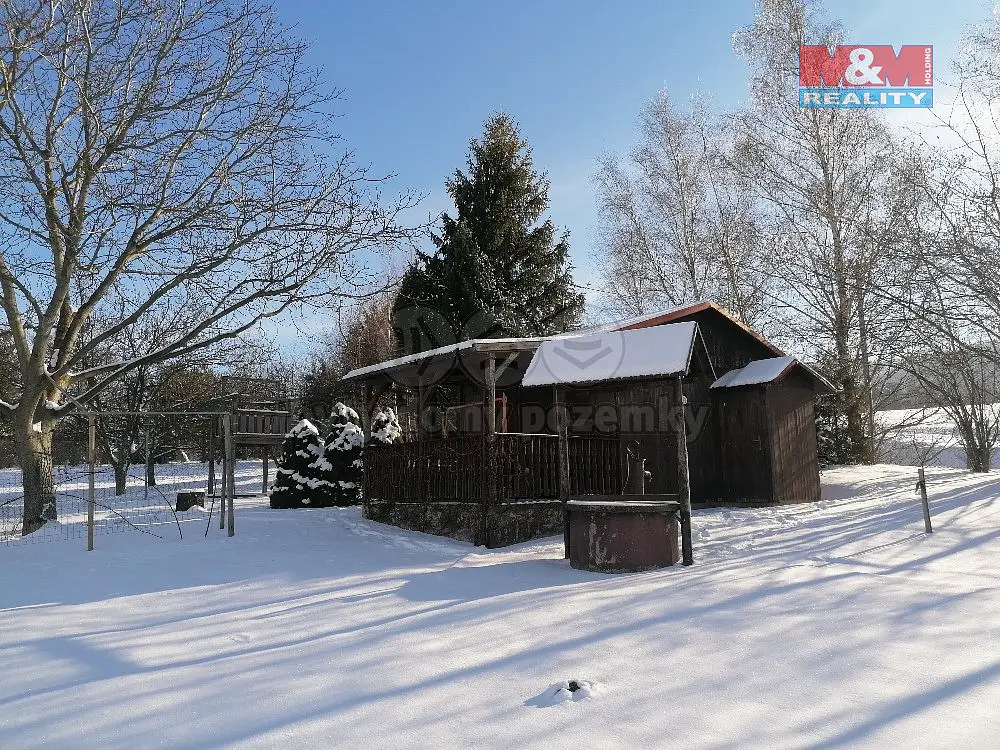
[302,293,396,419]
[730,0,923,464]
[593,91,774,331]
[83,312,242,494]
[0,0,415,532]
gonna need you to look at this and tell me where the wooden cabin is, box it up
[341,302,834,548]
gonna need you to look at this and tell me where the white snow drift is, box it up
[2,464,1000,747]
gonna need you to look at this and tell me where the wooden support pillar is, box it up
[415,382,426,510]
[261,447,268,495]
[225,414,235,537]
[361,382,374,516]
[481,357,497,548]
[87,414,96,552]
[219,416,227,530]
[673,376,693,566]
[207,417,216,496]
[555,385,571,558]
[416,382,425,442]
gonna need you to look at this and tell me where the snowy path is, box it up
[2,465,1000,748]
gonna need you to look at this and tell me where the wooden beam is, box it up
[87,415,95,552]
[224,414,235,537]
[493,351,519,379]
[472,340,543,354]
[415,382,425,442]
[555,385,571,558]
[673,376,694,565]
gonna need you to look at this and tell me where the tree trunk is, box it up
[146,454,156,487]
[833,321,872,465]
[960,424,991,473]
[114,464,128,496]
[16,421,56,535]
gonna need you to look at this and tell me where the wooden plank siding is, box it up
[713,374,822,505]
[232,410,293,446]
[682,309,777,374]
[365,433,620,504]
[766,378,822,504]
[614,379,678,497]
[683,373,720,504]
[714,385,774,503]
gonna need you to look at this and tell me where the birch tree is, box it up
[593,91,773,331]
[0,0,413,533]
[730,0,919,464]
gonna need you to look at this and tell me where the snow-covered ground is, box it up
[0,460,267,543]
[3,464,1000,747]
[878,406,1000,468]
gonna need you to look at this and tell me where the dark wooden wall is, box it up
[683,373,720,503]
[766,376,822,504]
[682,309,777,375]
[713,385,774,503]
[713,376,822,505]
[613,380,678,495]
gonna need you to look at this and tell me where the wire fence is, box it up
[0,412,275,548]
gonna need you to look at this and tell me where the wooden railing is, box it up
[365,433,623,503]
[569,436,623,495]
[366,435,484,503]
[495,433,560,500]
[232,410,294,446]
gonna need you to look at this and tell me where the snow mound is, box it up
[527,679,600,707]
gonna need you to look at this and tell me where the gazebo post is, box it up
[415,382,425,441]
[481,356,497,547]
[555,385,570,558]
[673,375,694,565]
[361,381,375,515]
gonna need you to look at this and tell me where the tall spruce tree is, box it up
[394,113,585,353]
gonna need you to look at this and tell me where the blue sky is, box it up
[271,0,988,336]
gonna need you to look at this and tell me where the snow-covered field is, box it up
[0,460,267,544]
[3,464,1000,747]
[878,406,1000,468]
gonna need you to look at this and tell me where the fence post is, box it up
[87,414,96,551]
[207,417,216,496]
[225,414,235,537]
[918,465,933,534]
[362,382,374,517]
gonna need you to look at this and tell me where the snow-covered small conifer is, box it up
[369,407,403,446]
[269,419,325,508]
[323,403,364,506]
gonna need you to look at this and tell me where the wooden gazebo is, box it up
[342,302,834,549]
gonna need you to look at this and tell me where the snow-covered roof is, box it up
[340,300,779,384]
[521,322,697,388]
[711,356,836,393]
[340,336,547,382]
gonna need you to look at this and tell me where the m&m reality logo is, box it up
[799,45,933,108]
